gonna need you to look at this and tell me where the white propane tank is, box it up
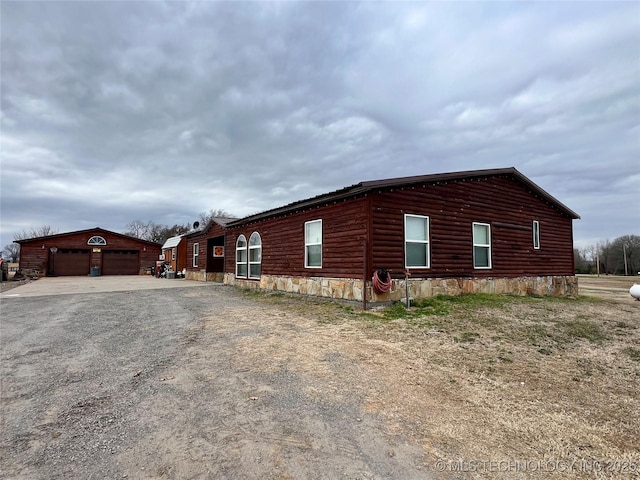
[630,284,640,300]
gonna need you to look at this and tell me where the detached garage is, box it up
[15,227,161,277]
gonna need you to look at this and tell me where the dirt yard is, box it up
[236,275,639,479]
[577,274,640,302]
[1,276,638,479]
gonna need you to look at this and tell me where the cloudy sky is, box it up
[1,1,638,250]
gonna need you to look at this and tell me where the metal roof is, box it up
[227,167,580,227]
[161,235,184,250]
[184,217,238,237]
[14,227,163,246]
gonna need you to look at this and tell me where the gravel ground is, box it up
[0,284,429,479]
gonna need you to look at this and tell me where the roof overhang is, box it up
[161,235,184,249]
[14,227,163,246]
[184,217,236,238]
[227,167,580,227]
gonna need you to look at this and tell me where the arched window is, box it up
[236,235,247,278]
[248,232,262,279]
[87,236,107,246]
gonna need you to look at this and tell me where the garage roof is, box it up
[14,227,162,246]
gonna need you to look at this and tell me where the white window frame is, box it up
[192,242,199,267]
[248,232,262,279]
[404,214,430,269]
[473,222,492,269]
[236,235,247,278]
[87,235,107,246]
[304,219,322,268]
[533,220,540,250]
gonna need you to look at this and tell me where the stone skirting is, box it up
[223,273,579,302]
[185,271,224,283]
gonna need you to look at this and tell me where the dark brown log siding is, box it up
[370,176,575,278]
[17,230,160,275]
[186,223,227,272]
[17,244,49,273]
[227,197,369,278]
[218,174,575,281]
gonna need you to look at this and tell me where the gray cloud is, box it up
[1,1,638,249]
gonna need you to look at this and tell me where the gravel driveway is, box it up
[1,283,430,479]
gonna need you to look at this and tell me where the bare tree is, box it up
[610,234,640,275]
[590,235,640,275]
[124,220,151,240]
[198,209,235,226]
[148,223,191,244]
[574,248,590,274]
[13,225,59,240]
[581,244,598,265]
[2,243,20,262]
[146,222,166,244]
[125,220,191,244]
[596,239,613,274]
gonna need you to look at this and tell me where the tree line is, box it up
[1,209,233,262]
[574,234,640,275]
[123,209,233,243]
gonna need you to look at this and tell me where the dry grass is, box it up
[233,278,640,479]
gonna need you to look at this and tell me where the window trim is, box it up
[192,242,199,267]
[472,222,492,269]
[172,248,176,261]
[248,232,262,279]
[87,235,107,246]
[235,235,247,278]
[404,214,431,269]
[304,219,322,269]
[533,220,540,250]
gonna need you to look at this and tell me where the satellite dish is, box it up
[193,221,200,229]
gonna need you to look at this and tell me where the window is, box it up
[172,248,176,261]
[533,220,540,249]
[236,235,247,278]
[193,243,199,267]
[87,235,107,246]
[248,232,262,278]
[473,223,491,269]
[405,214,430,268]
[305,220,322,268]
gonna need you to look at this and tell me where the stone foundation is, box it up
[223,274,579,302]
[185,271,224,283]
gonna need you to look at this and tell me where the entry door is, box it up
[207,236,225,272]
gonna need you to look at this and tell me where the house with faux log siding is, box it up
[184,217,236,282]
[187,167,580,301]
[15,227,161,277]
